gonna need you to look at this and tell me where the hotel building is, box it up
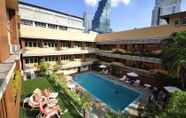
[0,0,21,118]
[19,2,97,78]
[96,11,186,85]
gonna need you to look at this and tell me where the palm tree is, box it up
[81,93,93,118]
[161,30,186,89]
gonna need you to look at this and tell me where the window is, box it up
[33,42,37,47]
[25,42,28,47]
[30,58,34,63]
[48,24,57,29]
[21,19,33,26]
[59,26,67,30]
[182,17,186,24]
[34,58,38,63]
[175,20,179,25]
[25,59,29,64]
[29,42,32,47]
[35,22,46,28]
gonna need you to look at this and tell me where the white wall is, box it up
[19,4,84,30]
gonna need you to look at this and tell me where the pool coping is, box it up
[72,71,143,113]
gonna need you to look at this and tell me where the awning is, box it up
[164,86,181,93]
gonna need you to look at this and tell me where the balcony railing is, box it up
[23,59,96,70]
[96,51,161,64]
[23,47,96,57]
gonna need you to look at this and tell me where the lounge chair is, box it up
[23,97,30,108]
[48,92,58,99]
[39,103,61,118]
[120,75,127,81]
[28,95,40,108]
[133,80,140,86]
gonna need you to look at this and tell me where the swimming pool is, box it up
[74,72,141,112]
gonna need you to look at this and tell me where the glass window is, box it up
[48,24,57,29]
[33,42,37,47]
[34,58,38,63]
[21,19,33,26]
[59,26,68,30]
[35,22,46,28]
[30,58,33,63]
[29,42,32,47]
[183,17,186,24]
[25,59,29,64]
[25,42,28,47]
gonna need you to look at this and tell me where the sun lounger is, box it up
[120,75,127,81]
[133,80,140,86]
[48,92,58,99]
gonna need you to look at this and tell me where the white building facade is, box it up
[19,2,97,78]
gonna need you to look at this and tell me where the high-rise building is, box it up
[83,12,92,32]
[92,0,112,33]
[151,0,182,26]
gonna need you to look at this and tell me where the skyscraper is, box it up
[151,0,182,26]
[92,0,112,33]
[83,12,92,32]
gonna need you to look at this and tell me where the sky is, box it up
[22,0,186,31]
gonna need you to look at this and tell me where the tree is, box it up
[38,59,49,76]
[81,92,93,118]
[159,91,186,118]
[161,30,186,89]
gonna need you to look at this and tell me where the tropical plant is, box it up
[161,30,186,89]
[81,92,93,118]
[159,91,186,118]
[11,71,21,98]
[38,59,49,76]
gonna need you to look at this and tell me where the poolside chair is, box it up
[23,97,30,108]
[28,95,40,108]
[120,75,127,81]
[133,80,140,86]
[39,103,61,118]
[48,92,58,99]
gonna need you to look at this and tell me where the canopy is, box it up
[164,86,181,93]
[127,72,138,77]
[99,65,106,68]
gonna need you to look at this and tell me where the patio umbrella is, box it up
[127,72,138,77]
[67,83,76,90]
[99,65,106,68]
[164,86,181,93]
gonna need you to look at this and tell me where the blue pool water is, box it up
[74,72,141,111]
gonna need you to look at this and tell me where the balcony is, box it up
[0,54,19,100]
[20,25,97,42]
[96,51,161,64]
[23,58,96,71]
[22,47,96,57]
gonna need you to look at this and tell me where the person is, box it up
[39,103,61,118]
[43,89,52,97]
